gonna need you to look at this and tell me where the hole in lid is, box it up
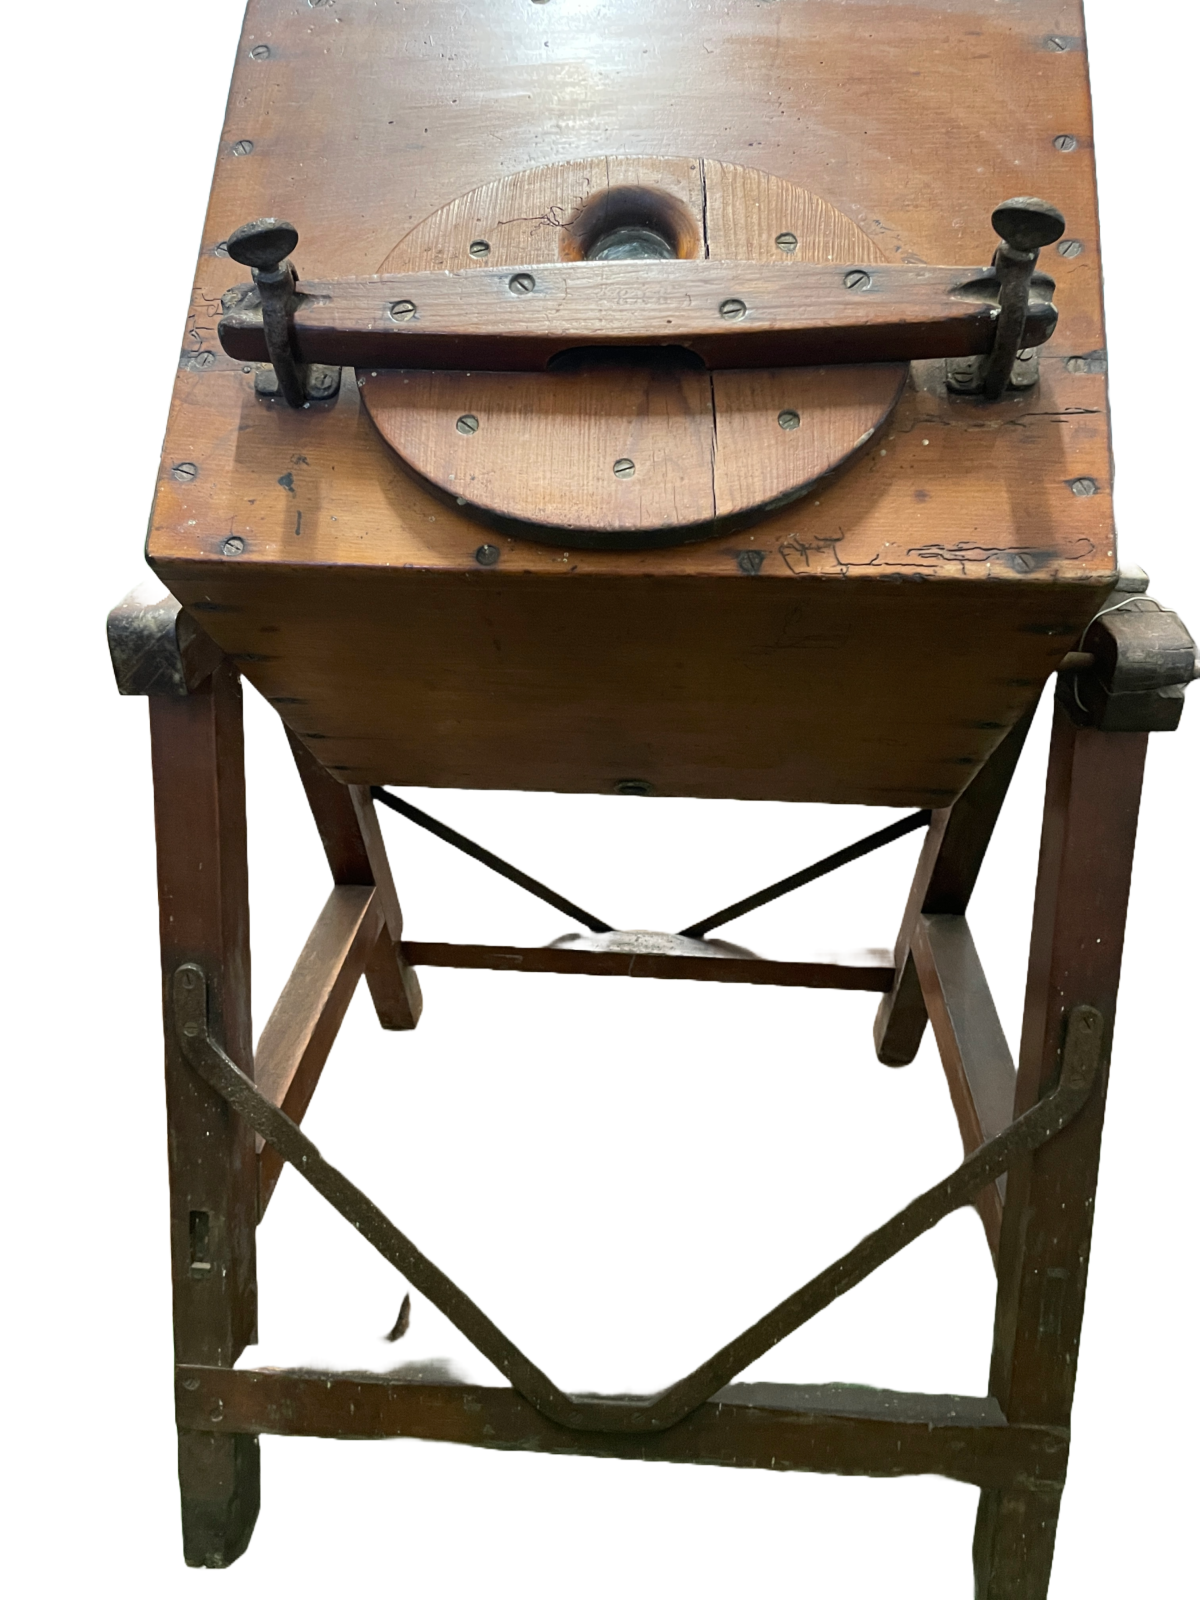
[560,185,701,262]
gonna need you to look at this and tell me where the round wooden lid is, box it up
[360,159,905,549]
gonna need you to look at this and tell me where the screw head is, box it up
[231,139,255,157]
[1053,133,1078,152]
[777,409,800,431]
[844,269,872,291]
[508,272,536,294]
[719,298,747,320]
[1057,238,1083,258]
[469,239,491,258]
[613,458,636,478]
[456,413,480,435]
[249,43,271,60]
[1069,477,1098,497]
[475,543,501,566]
[389,299,417,322]
[172,461,199,482]
[775,231,798,253]
[222,536,245,556]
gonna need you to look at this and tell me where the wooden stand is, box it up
[110,3,1198,1588]
[112,590,1192,1594]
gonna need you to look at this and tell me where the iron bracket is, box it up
[173,960,1101,1437]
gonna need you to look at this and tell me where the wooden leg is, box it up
[150,662,260,1567]
[875,707,1034,1066]
[287,730,423,1030]
[973,704,1148,1598]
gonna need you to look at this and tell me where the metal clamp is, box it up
[945,197,1066,398]
[225,219,341,408]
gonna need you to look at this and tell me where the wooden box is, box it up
[147,0,1113,806]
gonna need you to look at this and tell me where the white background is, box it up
[4,2,1196,1594]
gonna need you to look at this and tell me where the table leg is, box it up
[150,662,260,1567]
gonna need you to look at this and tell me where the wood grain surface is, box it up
[147,0,1114,803]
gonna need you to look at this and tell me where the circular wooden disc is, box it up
[361,159,904,549]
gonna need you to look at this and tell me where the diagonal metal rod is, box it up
[678,810,932,938]
[175,963,1100,1438]
[371,787,613,934]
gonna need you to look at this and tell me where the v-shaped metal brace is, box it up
[173,962,1101,1437]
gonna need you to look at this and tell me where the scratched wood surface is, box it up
[147,0,1114,804]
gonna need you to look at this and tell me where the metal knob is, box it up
[991,198,1066,257]
[981,196,1066,400]
[226,218,300,276]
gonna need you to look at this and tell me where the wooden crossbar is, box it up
[912,913,1017,1260]
[176,1367,1067,1491]
[402,942,893,991]
[254,885,385,1216]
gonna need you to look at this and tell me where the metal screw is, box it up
[615,779,652,796]
[509,272,536,294]
[1053,134,1078,152]
[457,413,479,434]
[389,299,417,321]
[719,298,747,320]
[775,231,798,253]
[213,240,230,257]
[1057,238,1083,258]
[222,536,245,556]
[777,409,800,431]
[1069,477,1098,497]
[249,43,271,60]
[231,139,255,157]
[844,269,872,291]
[475,543,501,566]
[172,461,199,482]
[613,458,636,478]
[469,239,491,258]
[1044,34,1070,51]
[737,550,766,576]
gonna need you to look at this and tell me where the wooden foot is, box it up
[973,1486,1062,1600]
[178,1430,260,1568]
